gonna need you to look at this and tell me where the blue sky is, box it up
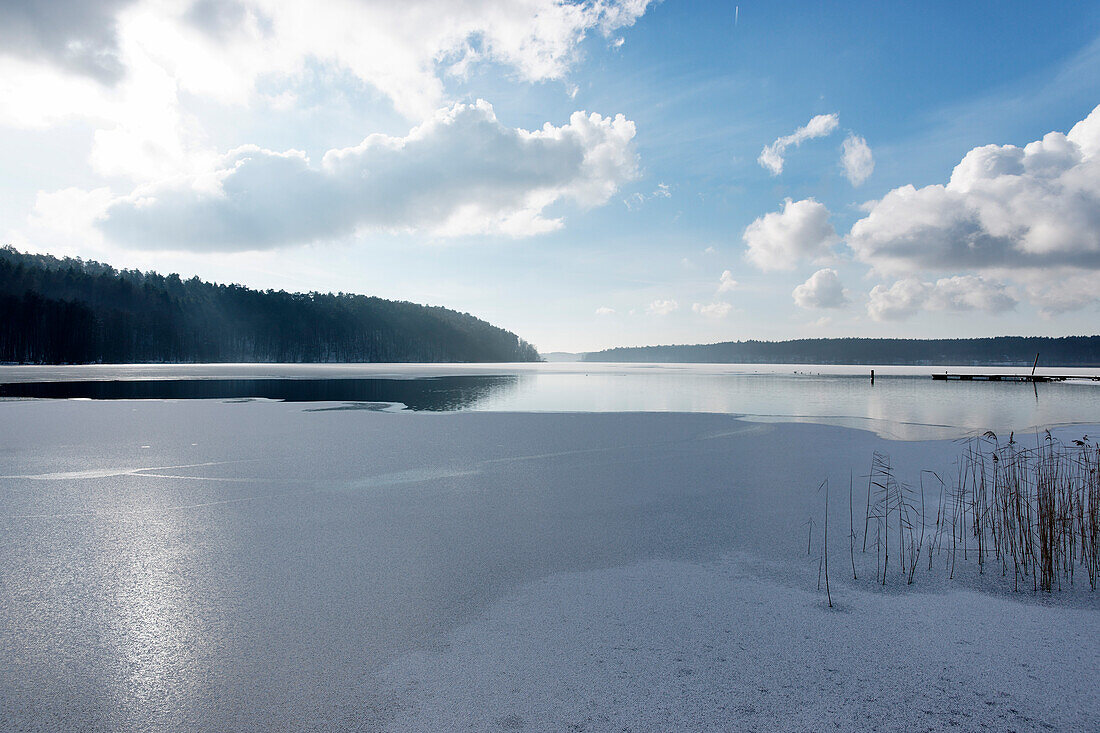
[2,1,1099,352]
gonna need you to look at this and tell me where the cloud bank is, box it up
[0,0,653,181]
[2,0,653,118]
[849,103,1100,314]
[850,104,1100,275]
[100,101,638,250]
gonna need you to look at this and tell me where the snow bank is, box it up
[380,554,1100,731]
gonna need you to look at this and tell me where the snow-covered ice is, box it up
[380,555,1099,731]
[0,399,1096,730]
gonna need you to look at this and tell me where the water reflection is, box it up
[466,370,1100,440]
[0,375,520,411]
[2,365,1098,438]
[106,511,199,728]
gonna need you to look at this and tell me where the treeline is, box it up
[584,337,1100,366]
[0,247,540,364]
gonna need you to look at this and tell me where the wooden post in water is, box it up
[1031,353,1040,379]
[870,369,875,384]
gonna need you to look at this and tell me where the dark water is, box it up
[0,375,517,410]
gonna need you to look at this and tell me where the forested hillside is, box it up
[0,247,539,364]
[584,337,1100,366]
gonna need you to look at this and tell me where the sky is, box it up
[2,0,1100,353]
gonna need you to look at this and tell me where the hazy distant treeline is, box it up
[0,247,539,364]
[584,337,1100,367]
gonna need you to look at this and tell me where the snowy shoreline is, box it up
[379,553,1099,732]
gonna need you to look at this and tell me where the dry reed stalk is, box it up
[832,431,1099,593]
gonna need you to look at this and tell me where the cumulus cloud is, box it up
[647,299,678,315]
[792,268,848,309]
[867,279,928,321]
[758,113,839,175]
[692,302,731,318]
[743,198,838,271]
[867,276,1017,321]
[850,104,1100,278]
[96,100,637,250]
[841,133,874,186]
[717,269,738,292]
[595,306,616,315]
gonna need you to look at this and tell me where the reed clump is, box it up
[833,431,1099,594]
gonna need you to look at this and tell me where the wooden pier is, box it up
[931,373,1100,383]
[931,354,1099,383]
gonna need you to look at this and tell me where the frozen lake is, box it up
[2,364,1098,730]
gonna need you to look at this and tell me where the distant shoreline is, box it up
[583,335,1100,367]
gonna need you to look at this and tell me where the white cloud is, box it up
[0,0,653,182]
[3,0,653,120]
[743,198,838,271]
[924,275,1018,313]
[692,301,732,318]
[758,113,839,175]
[28,187,114,240]
[1016,269,1100,316]
[93,101,637,250]
[647,298,679,315]
[792,268,848,309]
[866,280,929,322]
[10,186,116,257]
[717,269,738,292]
[841,133,874,186]
[849,104,1100,280]
[867,276,1017,321]
[595,306,616,315]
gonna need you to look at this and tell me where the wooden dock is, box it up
[931,373,1100,383]
[930,354,1099,383]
